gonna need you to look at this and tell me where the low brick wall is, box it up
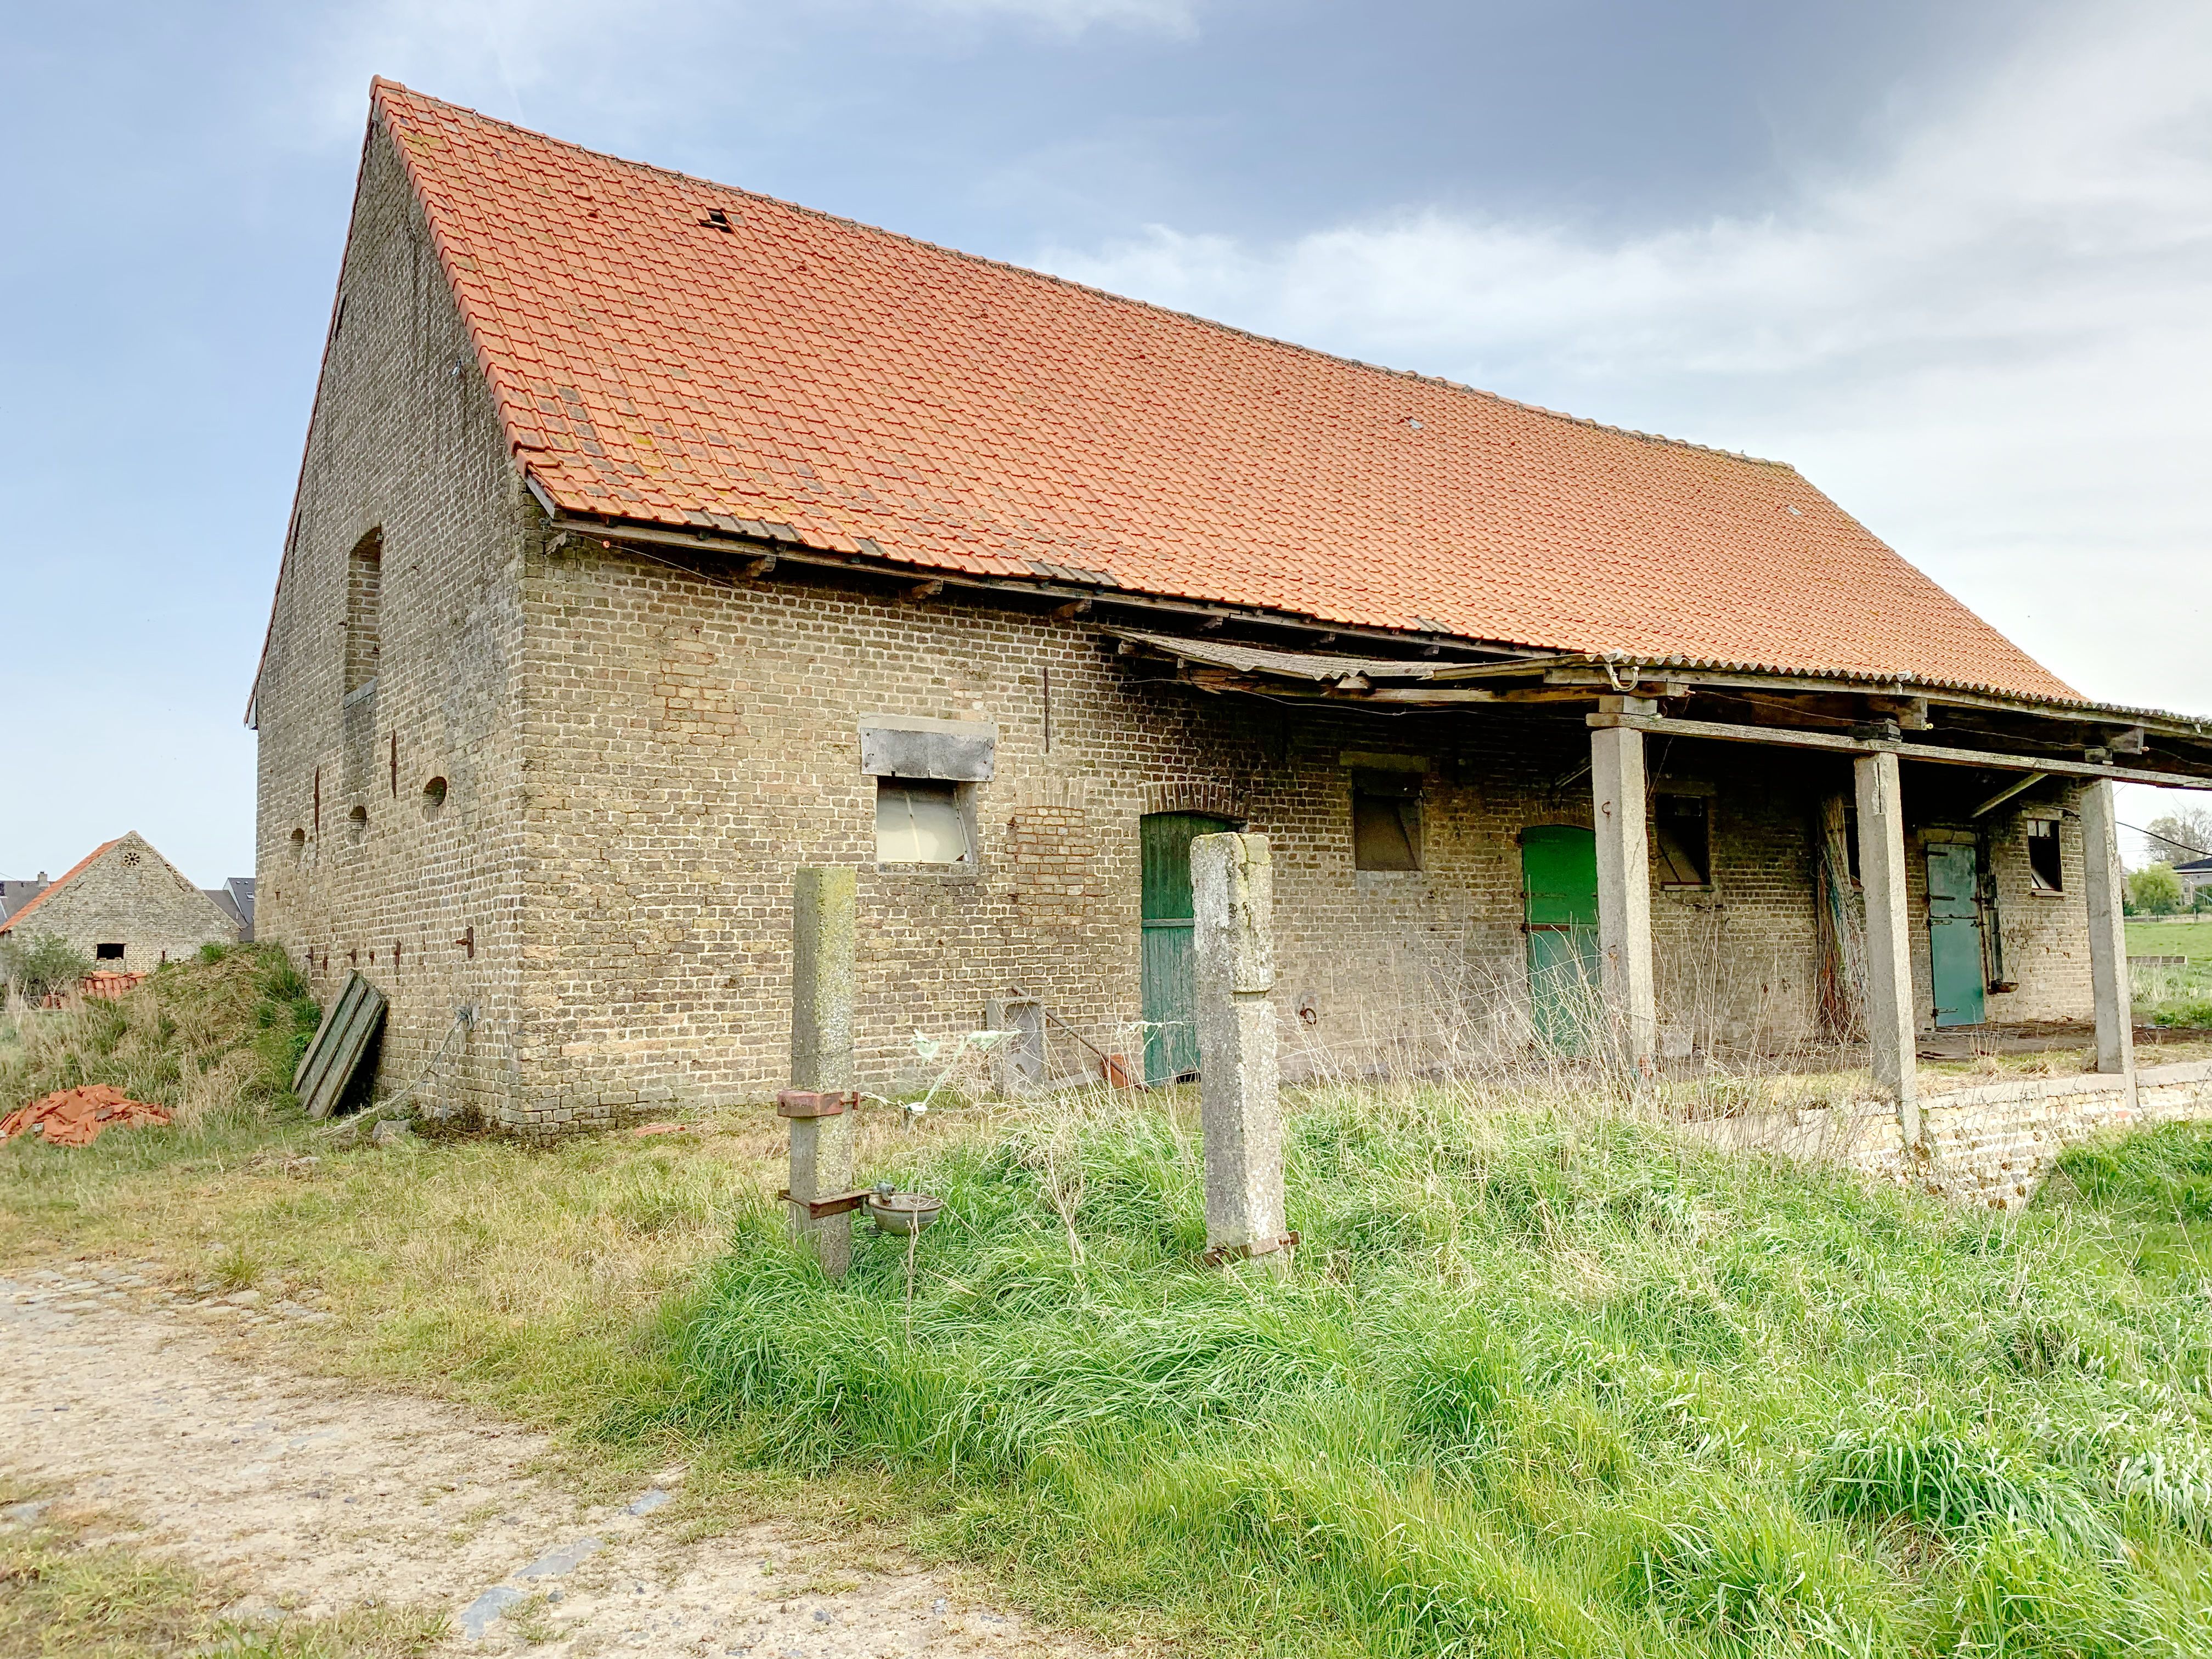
[1684,1060,2212,1210]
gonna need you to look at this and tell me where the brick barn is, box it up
[247,81,2212,1133]
[0,833,240,973]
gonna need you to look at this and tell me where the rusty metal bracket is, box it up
[1199,1231,1300,1269]
[776,1089,858,1118]
[776,1187,872,1220]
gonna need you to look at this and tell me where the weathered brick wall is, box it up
[499,543,2083,1124]
[252,117,530,1123]
[1694,1062,2212,1211]
[5,834,236,970]
[1887,1063,2212,1208]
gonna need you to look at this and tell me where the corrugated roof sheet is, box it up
[1106,629,1449,682]
[370,80,2082,705]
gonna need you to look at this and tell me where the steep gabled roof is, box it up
[0,840,117,936]
[362,79,2079,703]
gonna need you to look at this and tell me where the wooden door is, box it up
[1926,843,1987,1028]
[1139,811,1235,1085]
[1522,825,1600,1049]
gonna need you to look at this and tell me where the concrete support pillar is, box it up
[788,867,857,1275]
[1853,751,1921,1145]
[1191,832,1288,1273]
[1591,707,1657,1067]
[2080,781,2136,1087]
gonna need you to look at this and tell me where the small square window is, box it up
[1352,770,1422,871]
[1655,794,1711,887]
[2026,818,2063,892]
[94,943,125,961]
[876,778,973,865]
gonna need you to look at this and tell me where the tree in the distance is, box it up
[2141,806,2212,866]
[2129,862,2185,916]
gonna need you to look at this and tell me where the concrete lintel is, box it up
[2142,1058,2212,1088]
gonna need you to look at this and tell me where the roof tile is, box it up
[370,79,2077,703]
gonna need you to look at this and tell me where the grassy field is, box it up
[2126,919,2212,962]
[8,953,2212,1656]
[2127,921,2212,1028]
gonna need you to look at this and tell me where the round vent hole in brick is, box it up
[422,777,448,817]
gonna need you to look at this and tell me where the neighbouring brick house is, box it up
[247,82,2212,1133]
[0,833,240,971]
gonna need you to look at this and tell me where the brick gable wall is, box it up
[3,835,236,970]
[252,120,529,1121]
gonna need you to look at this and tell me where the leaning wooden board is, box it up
[292,971,388,1120]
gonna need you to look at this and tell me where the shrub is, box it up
[2128,864,2183,916]
[0,932,93,1005]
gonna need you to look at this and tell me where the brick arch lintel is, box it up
[1142,781,1248,822]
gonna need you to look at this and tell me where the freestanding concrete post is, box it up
[1191,832,1288,1273]
[2080,781,2136,1090]
[788,867,857,1275]
[1591,702,1657,1068]
[1854,751,1921,1146]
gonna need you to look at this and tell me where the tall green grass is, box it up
[668,1093,2212,1656]
[0,942,320,1123]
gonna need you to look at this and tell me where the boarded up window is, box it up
[1655,794,1711,887]
[2027,817,2063,891]
[1352,770,1421,871]
[876,779,972,864]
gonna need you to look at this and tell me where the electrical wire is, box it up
[2123,821,2212,861]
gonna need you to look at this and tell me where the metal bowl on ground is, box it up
[864,1190,943,1235]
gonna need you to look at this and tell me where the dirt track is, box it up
[1,1265,1095,1656]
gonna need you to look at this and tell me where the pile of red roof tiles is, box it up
[0,1085,172,1148]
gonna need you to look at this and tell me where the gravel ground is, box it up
[1,1265,1104,1657]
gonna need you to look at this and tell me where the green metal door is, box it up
[1522,826,1601,1049]
[1140,811,1235,1084]
[1927,844,1987,1028]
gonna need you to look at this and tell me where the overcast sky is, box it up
[2,0,2207,882]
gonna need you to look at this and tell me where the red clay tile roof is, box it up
[370,80,2080,704]
[0,839,117,937]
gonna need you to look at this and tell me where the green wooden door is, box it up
[1522,826,1601,1049]
[1141,811,1235,1085]
[1927,844,1987,1029]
